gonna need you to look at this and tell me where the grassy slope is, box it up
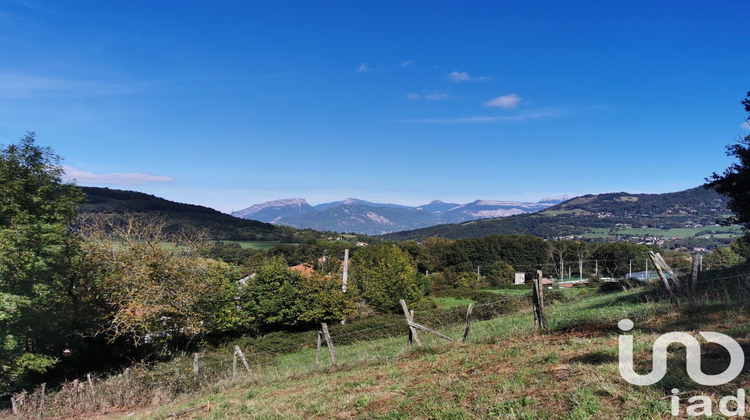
[114,284,750,420]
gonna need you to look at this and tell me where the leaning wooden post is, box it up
[532,270,548,332]
[655,252,689,299]
[320,323,337,367]
[462,303,475,343]
[407,320,453,341]
[316,331,322,369]
[648,252,678,306]
[399,299,422,348]
[232,351,238,380]
[234,345,254,379]
[10,395,18,415]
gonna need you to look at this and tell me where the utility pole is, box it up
[595,260,598,276]
[629,260,632,278]
[645,259,649,279]
[579,257,583,280]
[477,266,481,283]
[342,249,349,293]
[341,249,349,325]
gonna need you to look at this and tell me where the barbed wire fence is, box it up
[4,265,750,419]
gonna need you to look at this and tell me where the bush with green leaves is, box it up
[237,257,355,332]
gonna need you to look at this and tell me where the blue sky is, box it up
[1,0,748,213]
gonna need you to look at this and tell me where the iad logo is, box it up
[618,319,746,417]
[618,319,744,386]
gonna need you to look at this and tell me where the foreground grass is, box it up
[101,285,750,420]
[431,297,475,309]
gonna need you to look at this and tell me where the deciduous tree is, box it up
[80,213,240,350]
[349,244,421,312]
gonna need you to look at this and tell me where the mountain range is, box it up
[231,196,570,235]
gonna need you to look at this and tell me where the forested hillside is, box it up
[383,187,734,244]
[80,187,325,242]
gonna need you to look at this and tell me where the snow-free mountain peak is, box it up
[231,198,314,222]
[232,196,565,235]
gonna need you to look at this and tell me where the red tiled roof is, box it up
[290,263,315,277]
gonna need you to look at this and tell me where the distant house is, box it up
[290,263,315,278]
[541,278,555,286]
[356,242,369,247]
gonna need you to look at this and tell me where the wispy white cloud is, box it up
[447,71,491,82]
[406,90,449,100]
[483,93,522,109]
[424,91,449,101]
[447,71,471,82]
[741,121,750,131]
[356,63,370,73]
[0,72,161,98]
[62,166,175,186]
[396,109,564,124]
[401,60,412,67]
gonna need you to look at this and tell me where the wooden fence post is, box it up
[654,251,690,300]
[38,383,45,417]
[399,299,422,348]
[316,331,322,369]
[193,353,200,378]
[232,351,238,380]
[10,396,18,415]
[648,252,679,306]
[124,367,131,397]
[532,270,548,332]
[234,346,254,379]
[690,253,700,303]
[407,320,452,342]
[87,373,96,400]
[321,323,337,367]
[462,303,474,343]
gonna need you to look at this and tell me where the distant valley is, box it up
[231,196,569,235]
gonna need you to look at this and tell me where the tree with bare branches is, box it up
[79,213,240,351]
